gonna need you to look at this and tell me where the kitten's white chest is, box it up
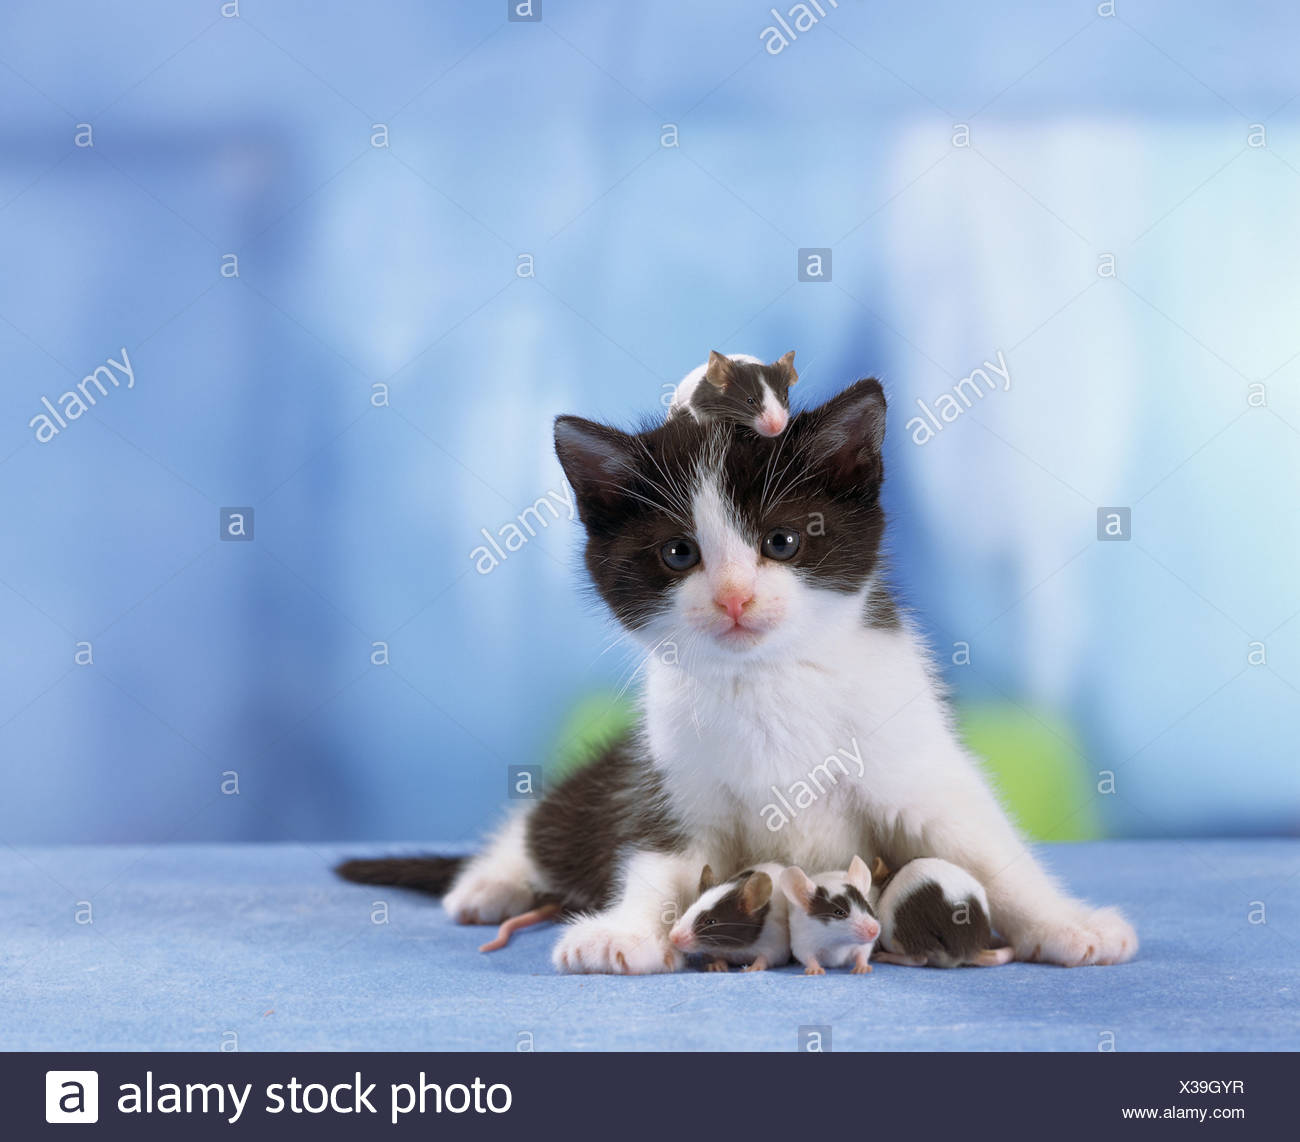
[645,651,877,870]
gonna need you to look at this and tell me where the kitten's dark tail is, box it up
[333,855,465,896]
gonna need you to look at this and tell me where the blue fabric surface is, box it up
[2,840,1296,1052]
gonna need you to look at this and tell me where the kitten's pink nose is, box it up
[714,586,753,623]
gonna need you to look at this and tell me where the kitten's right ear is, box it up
[806,377,887,486]
[869,856,891,885]
[779,866,816,913]
[704,350,735,390]
[554,416,635,524]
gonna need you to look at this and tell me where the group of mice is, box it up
[670,854,1013,974]
[480,853,1013,973]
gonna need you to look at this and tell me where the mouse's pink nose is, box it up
[857,918,880,942]
[756,410,787,437]
[714,587,753,623]
[670,927,693,950]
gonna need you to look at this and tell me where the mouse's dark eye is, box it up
[661,537,700,572]
[701,917,715,927]
[761,527,801,561]
[746,397,756,406]
[834,907,848,919]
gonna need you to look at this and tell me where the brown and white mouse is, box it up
[870,856,1013,968]
[668,863,791,972]
[780,855,880,975]
[667,351,797,437]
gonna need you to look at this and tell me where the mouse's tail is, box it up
[334,854,466,896]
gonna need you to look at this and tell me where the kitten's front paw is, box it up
[1014,906,1137,966]
[551,917,682,975]
[443,870,534,926]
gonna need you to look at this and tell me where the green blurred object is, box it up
[957,702,1102,841]
[547,692,638,779]
[549,692,1101,842]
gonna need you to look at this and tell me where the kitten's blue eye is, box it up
[661,538,700,572]
[761,527,800,561]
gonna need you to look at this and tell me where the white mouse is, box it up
[667,350,797,437]
[780,855,880,975]
[870,856,1014,968]
[668,863,791,972]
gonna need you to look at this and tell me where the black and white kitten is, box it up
[339,379,1136,973]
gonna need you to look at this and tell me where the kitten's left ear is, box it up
[554,416,636,525]
[774,350,798,386]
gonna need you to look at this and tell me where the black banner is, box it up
[13,1051,1292,1138]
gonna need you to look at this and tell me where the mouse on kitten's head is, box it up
[667,350,798,437]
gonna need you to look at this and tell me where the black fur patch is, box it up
[890,882,991,965]
[525,732,686,912]
[808,884,874,924]
[691,871,770,950]
[555,378,890,633]
[333,855,464,896]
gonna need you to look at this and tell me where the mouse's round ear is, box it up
[775,350,798,386]
[740,871,773,914]
[704,350,735,390]
[779,866,816,912]
[847,855,872,894]
[869,856,891,885]
[698,865,716,894]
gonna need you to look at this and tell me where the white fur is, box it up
[442,811,538,924]
[757,376,788,435]
[456,455,1137,971]
[551,850,697,974]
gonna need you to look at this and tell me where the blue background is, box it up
[1,1,1297,844]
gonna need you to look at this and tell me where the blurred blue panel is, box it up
[1,1,1296,842]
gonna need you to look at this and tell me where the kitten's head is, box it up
[554,378,889,665]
